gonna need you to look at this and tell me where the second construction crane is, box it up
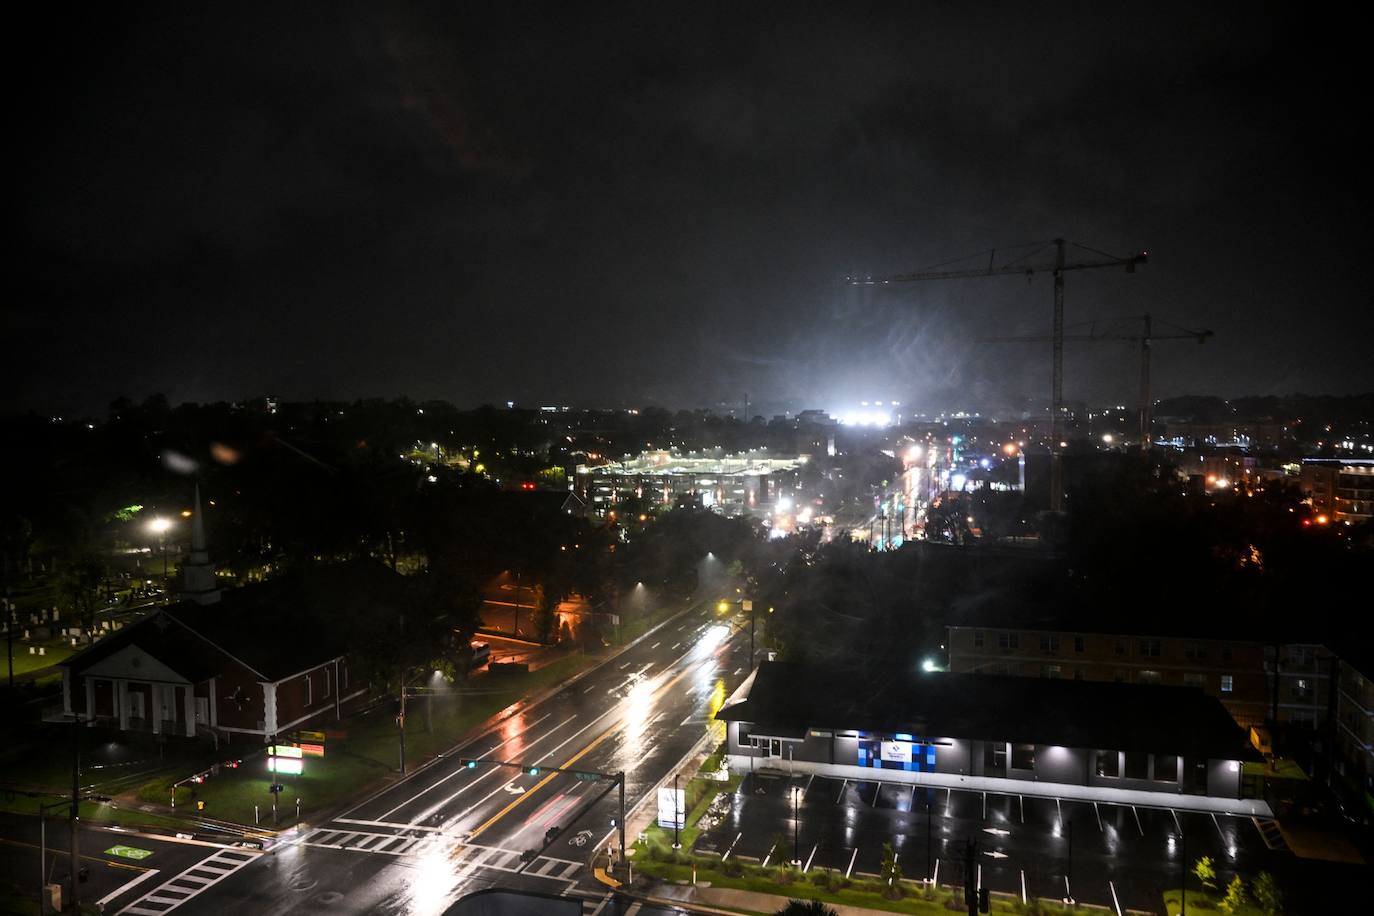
[979,314,1213,452]
[849,238,1147,511]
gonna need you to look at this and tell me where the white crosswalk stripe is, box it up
[117,847,260,915]
[295,820,584,881]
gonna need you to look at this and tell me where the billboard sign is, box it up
[879,741,912,763]
[656,786,685,828]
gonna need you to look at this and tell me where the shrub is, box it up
[722,858,745,878]
[1252,871,1283,916]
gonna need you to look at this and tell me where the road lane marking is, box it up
[590,892,613,916]
[467,656,701,840]
[677,623,687,631]
[650,642,660,649]
[116,848,259,916]
[1132,805,1144,836]
[671,642,681,650]
[378,711,563,819]
[619,661,632,669]
[583,683,597,693]
[1109,879,1124,916]
[679,714,695,726]
[733,667,743,675]
[721,831,743,860]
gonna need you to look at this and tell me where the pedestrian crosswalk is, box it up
[117,846,259,915]
[296,825,583,881]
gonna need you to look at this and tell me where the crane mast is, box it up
[978,314,1213,452]
[850,238,1147,511]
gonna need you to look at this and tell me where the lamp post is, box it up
[672,773,681,849]
[147,517,172,589]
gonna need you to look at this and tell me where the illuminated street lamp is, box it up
[147,517,173,580]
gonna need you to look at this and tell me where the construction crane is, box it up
[979,314,1213,452]
[849,238,1146,511]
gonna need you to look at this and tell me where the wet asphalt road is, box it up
[129,600,753,915]
[694,770,1284,913]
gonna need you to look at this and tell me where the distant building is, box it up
[946,621,1333,732]
[718,661,1264,813]
[1301,458,1374,525]
[574,450,807,518]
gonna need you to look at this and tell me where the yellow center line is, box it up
[465,660,701,842]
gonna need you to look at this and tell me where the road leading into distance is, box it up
[144,600,753,915]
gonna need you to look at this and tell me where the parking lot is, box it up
[692,772,1284,913]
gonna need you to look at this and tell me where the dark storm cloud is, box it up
[9,1,1371,415]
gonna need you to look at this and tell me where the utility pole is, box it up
[1066,819,1074,904]
[70,714,81,913]
[850,238,1147,511]
[6,588,13,689]
[1179,830,1186,915]
[397,676,407,774]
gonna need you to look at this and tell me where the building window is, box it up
[1042,665,1061,679]
[1096,749,1119,778]
[1184,642,1207,660]
[1183,673,1206,689]
[1073,636,1085,653]
[305,675,313,706]
[1139,670,1161,684]
[998,632,1019,651]
[1011,743,1036,770]
[1114,640,1127,656]
[323,667,331,698]
[1139,639,1161,657]
[1220,675,1234,693]
[1153,755,1179,782]
[1289,646,1306,665]
[973,629,984,648]
[1124,751,1149,780]
[1040,634,1060,653]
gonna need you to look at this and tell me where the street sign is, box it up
[296,729,326,743]
[656,786,685,829]
[105,845,154,861]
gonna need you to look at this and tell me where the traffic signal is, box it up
[196,800,206,811]
[526,766,540,776]
[461,758,477,769]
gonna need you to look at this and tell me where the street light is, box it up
[147,517,172,582]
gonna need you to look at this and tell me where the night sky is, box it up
[10,2,1372,417]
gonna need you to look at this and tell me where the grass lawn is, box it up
[134,652,593,827]
[5,641,75,677]
[1162,888,1267,916]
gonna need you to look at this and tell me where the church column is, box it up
[151,684,161,735]
[184,684,196,737]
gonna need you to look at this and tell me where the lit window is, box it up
[1220,675,1234,693]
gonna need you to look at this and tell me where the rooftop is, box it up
[719,661,1256,761]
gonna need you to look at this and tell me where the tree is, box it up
[1219,876,1247,914]
[1252,871,1282,915]
[775,901,839,916]
[1193,855,1217,892]
[58,553,106,641]
[880,841,903,899]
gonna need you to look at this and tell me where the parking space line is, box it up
[618,661,632,669]
[1064,875,1072,903]
[671,642,681,650]
[803,774,815,799]
[650,642,660,649]
[733,667,743,676]
[722,832,743,860]
[836,779,848,804]
[1020,869,1028,903]
[1019,795,1025,824]
[1109,880,1123,916]
[933,858,940,885]
[803,843,818,872]
[1211,813,1226,842]
[945,788,952,817]
[908,785,916,810]
[1055,798,1063,828]
[762,843,776,867]
[582,683,597,693]
[1171,809,1183,836]
[846,847,858,879]
[871,784,880,808]
[1131,805,1143,836]
[982,791,987,820]
[976,863,982,891]
[1094,802,1103,832]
